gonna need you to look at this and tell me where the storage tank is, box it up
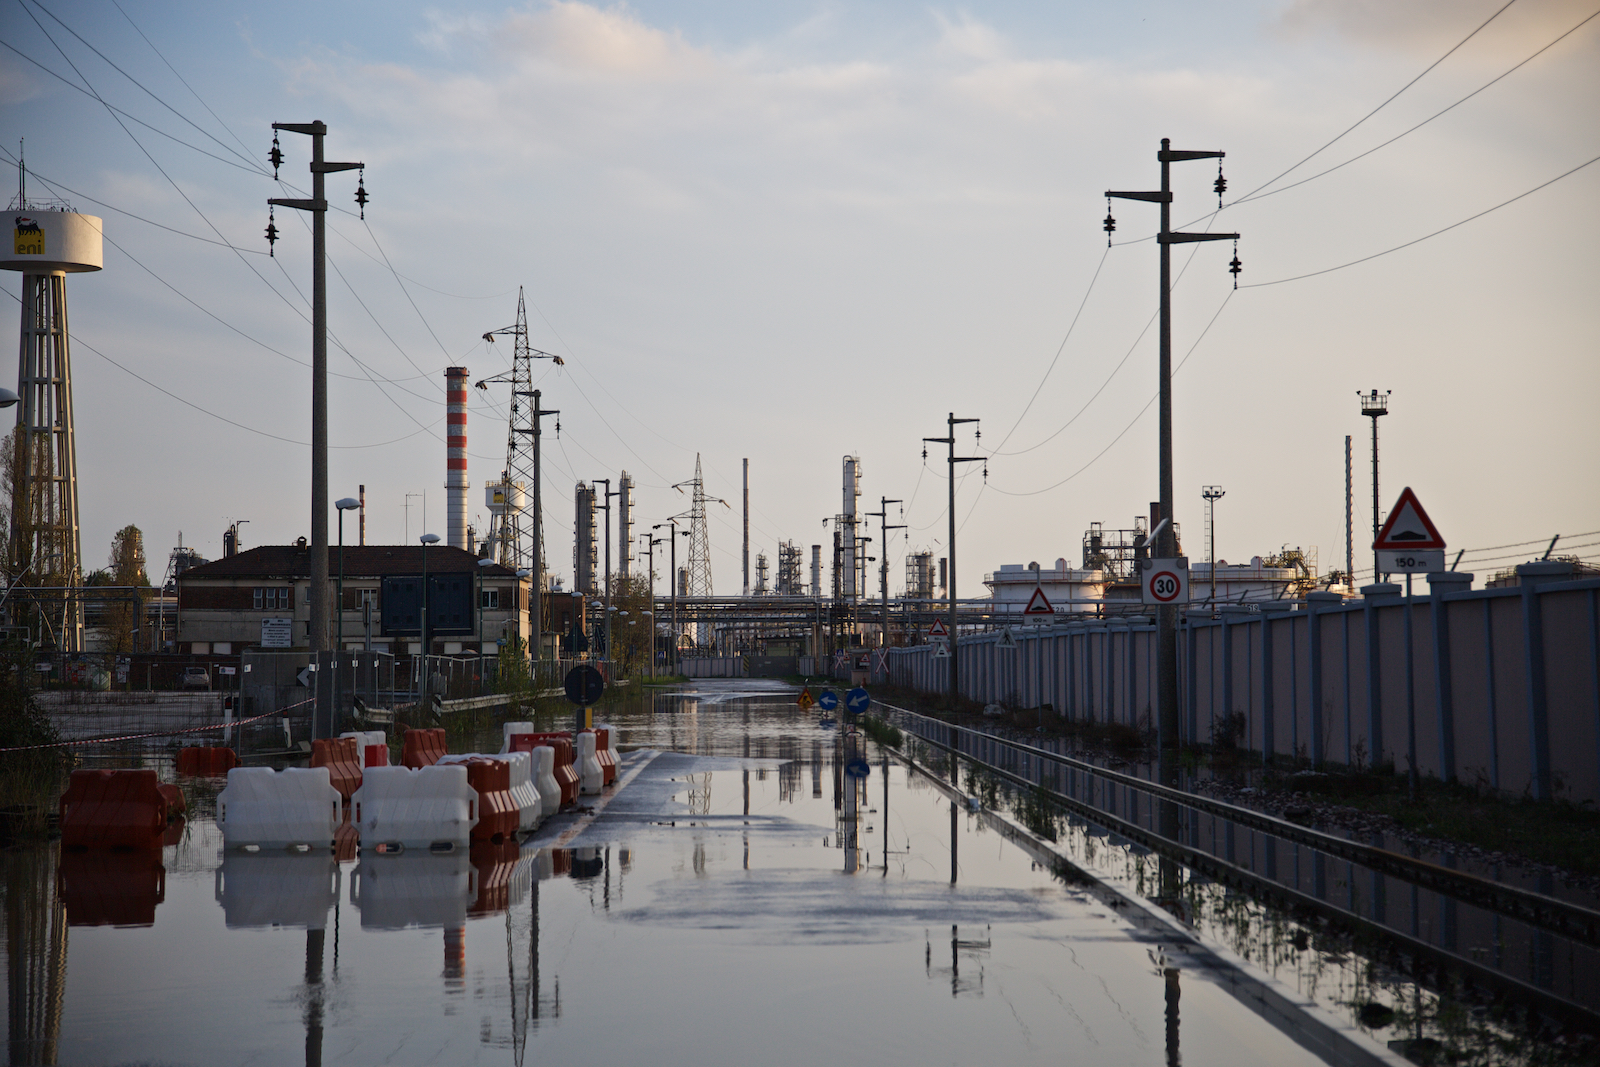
[485,480,527,513]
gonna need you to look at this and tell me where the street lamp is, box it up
[476,557,495,694]
[419,533,440,685]
[335,497,360,651]
[0,387,18,408]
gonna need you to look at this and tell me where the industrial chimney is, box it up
[445,367,469,550]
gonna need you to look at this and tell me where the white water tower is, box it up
[2,159,102,651]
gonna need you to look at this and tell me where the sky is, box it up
[0,0,1596,597]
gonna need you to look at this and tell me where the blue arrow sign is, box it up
[816,689,839,712]
[845,758,871,779]
[845,687,870,715]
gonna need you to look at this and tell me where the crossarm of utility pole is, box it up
[1162,231,1239,244]
[1159,149,1223,162]
[1106,190,1171,203]
[313,161,363,174]
[267,198,322,211]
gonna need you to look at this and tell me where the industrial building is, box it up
[175,543,527,656]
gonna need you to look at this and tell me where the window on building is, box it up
[482,588,500,610]
[254,587,290,610]
[253,588,263,610]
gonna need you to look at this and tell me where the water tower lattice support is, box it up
[14,271,81,649]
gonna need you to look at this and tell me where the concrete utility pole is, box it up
[268,121,362,654]
[1359,390,1390,583]
[1344,435,1354,587]
[1107,138,1238,753]
[642,531,661,678]
[530,390,557,662]
[865,498,904,647]
[923,414,983,705]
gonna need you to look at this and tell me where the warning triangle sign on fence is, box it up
[927,618,949,638]
[1373,487,1446,550]
[1022,586,1054,616]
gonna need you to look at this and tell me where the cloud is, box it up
[1275,0,1600,63]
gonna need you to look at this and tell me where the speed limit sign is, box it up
[1141,557,1190,605]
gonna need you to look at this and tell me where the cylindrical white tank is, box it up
[0,211,103,273]
[485,480,527,514]
[445,367,469,550]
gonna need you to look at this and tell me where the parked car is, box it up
[180,666,211,690]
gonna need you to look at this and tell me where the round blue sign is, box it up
[845,758,871,779]
[816,689,839,712]
[845,687,870,715]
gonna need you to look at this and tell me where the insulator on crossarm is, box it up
[269,133,283,179]
[1228,239,1242,289]
[1214,160,1226,207]
[265,208,279,257]
[355,168,369,219]
[1103,196,1116,247]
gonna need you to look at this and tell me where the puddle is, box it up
[4,681,1564,1065]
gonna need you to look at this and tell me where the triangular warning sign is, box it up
[996,627,1018,649]
[1022,587,1054,615]
[927,618,949,638]
[1374,487,1445,550]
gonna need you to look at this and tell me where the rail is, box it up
[876,700,1600,1026]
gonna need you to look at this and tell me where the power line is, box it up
[985,290,1234,497]
[1238,0,1520,203]
[1240,152,1600,288]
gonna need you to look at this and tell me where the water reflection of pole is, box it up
[6,845,67,1067]
[882,754,889,877]
[304,929,325,1067]
[1164,967,1181,1067]
[950,799,958,885]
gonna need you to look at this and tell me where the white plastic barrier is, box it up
[501,721,538,754]
[533,746,560,820]
[353,851,474,930]
[214,852,339,928]
[341,729,389,766]
[352,765,477,851]
[217,767,341,851]
[438,752,542,833]
[577,730,603,795]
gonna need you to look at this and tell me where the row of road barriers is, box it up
[888,563,1600,805]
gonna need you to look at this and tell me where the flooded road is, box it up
[8,681,1378,1065]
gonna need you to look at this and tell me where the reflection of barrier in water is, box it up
[352,850,474,930]
[214,851,339,929]
[58,848,165,927]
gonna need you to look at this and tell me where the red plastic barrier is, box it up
[59,769,168,849]
[176,746,239,776]
[401,727,449,769]
[595,727,617,786]
[550,847,572,877]
[58,849,166,927]
[334,821,359,862]
[461,757,520,843]
[157,783,187,816]
[310,737,364,799]
[364,742,389,768]
[520,733,578,807]
[469,839,521,916]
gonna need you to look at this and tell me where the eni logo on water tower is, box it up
[13,216,43,256]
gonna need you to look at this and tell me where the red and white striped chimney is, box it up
[445,367,469,550]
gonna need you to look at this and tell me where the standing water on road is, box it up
[7,680,1402,1065]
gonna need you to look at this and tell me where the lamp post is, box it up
[419,533,440,697]
[476,557,494,694]
[335,498,360,651]
[923,413,984,707]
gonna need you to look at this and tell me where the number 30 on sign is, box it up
[1141,557,1190,605]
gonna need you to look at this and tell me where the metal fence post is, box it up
[1307,591,1342,770]
[1427,571,1473,783]
[1361,583,1401,771]
[1515,562,1571,799]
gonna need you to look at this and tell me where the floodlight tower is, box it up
[1359,390,1391,581]
[3,155,102,651]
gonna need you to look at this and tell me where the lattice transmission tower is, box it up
[673,454,725,647]
[476,289,562,581]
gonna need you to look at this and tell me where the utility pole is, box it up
[1344,435,1354,588]
[865,498,904,647]
[642,531,662,679]
[1202,486,1224,606]
[594,478,615,664]
[923,414,983,706]
[1359,390,1391,583]
[1107,138,1238,754]
[653,521,687,675]
[267,121,363,654]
